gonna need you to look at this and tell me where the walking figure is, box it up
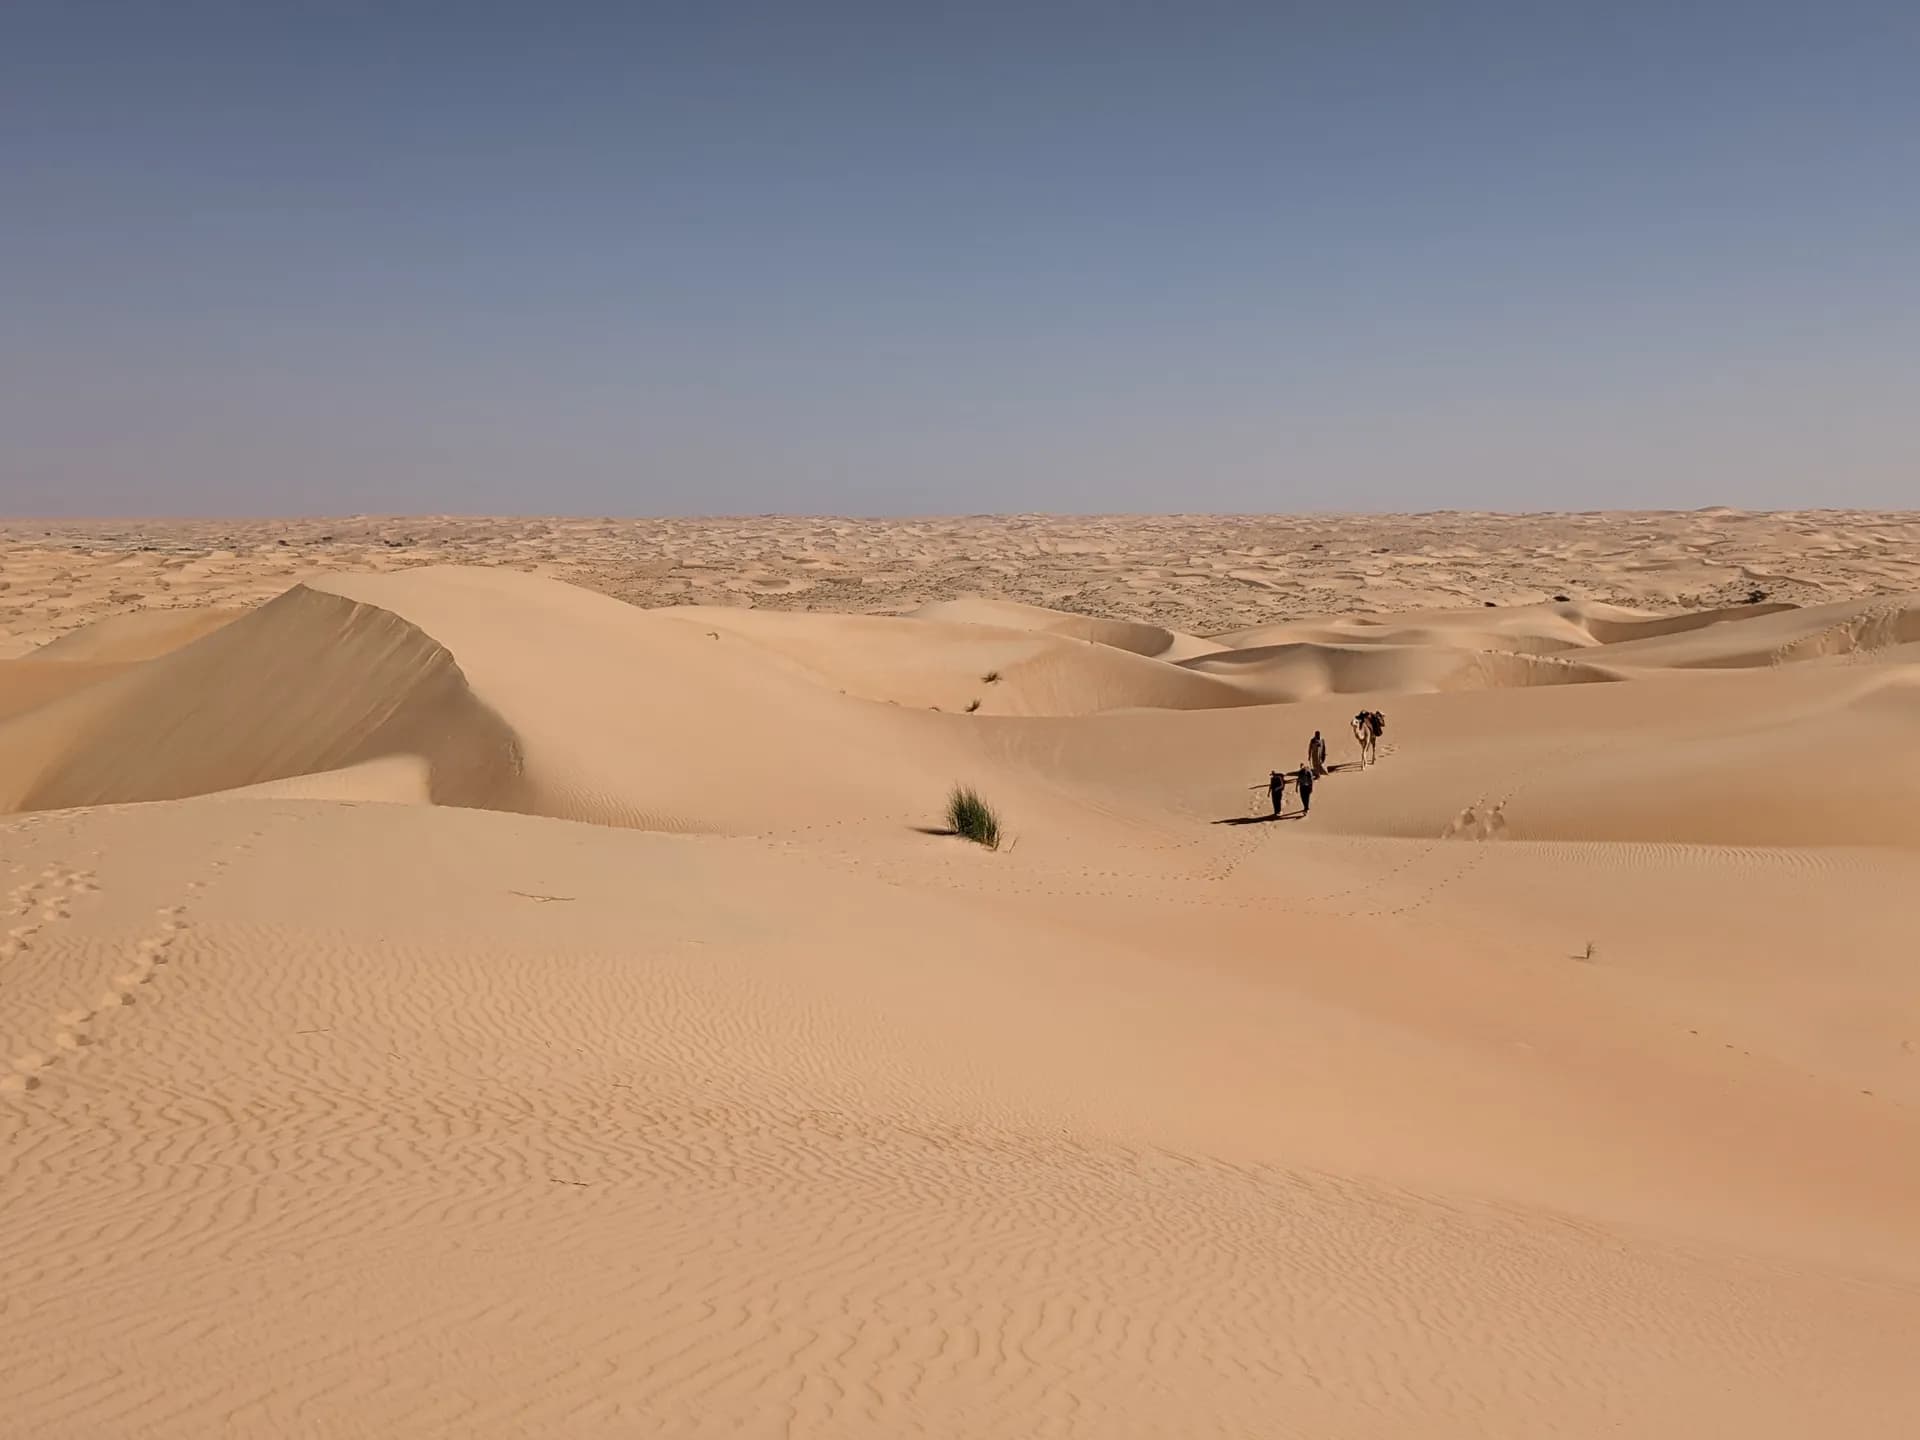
[1268,769,1288,818]
[1308,730,1328,776]
[1294,765,1315,815]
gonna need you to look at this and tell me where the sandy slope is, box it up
[5,546,1920,1437]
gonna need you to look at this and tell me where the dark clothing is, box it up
[1294,768,1315,814]
[1269,774,1286,816]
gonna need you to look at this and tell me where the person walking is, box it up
[1294,764,1315,816]
[1268,769,1288,818]
[1308,730,1327,776]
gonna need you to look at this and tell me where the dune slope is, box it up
[5,571,1919,851]
[4,563,1920,1437]
[0,581,522,813]
[5,799,1920,1437]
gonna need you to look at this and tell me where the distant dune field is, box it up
[3,513,1919,1438]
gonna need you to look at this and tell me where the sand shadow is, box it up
[1214,812,1303,825]
[909,824,1020,855]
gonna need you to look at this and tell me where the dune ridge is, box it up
[4,531,1920,1438]
[0,581,522,814]
[7,567,1917,848]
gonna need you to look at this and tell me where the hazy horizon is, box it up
[6,504,1915,525]
[5,2,1917,516]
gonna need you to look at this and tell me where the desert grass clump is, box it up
[982,670,1001,683]
[945,785,1002,849]
[965,698,981,713]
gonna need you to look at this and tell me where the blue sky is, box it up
[3,1,1915,515]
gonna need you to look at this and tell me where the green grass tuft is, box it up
[945,785,1002,849]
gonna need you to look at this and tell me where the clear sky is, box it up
[3,1,1915,516]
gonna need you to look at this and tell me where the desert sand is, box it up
[3,511,1920,1437]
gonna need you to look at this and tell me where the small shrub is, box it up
[946,785,1001,849]
[965,698,981,713]
[1745,587,1768,604]
[982,670,1001,684]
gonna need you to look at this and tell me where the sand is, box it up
[3,511,1919,1437]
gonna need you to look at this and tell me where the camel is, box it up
[1352,710,1384,767]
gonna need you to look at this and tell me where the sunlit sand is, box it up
[4,511,1918,1436]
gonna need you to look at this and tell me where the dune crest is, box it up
[0,580,521,814]
[3,568,1919,853]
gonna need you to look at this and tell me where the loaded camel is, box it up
[1351,710,1385,767]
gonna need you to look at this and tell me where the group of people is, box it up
[1265,714,1385,818]
[1267,761,1315,817]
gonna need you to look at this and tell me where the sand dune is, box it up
[0,580,522,815]
[654,604,1250,715]
[1177,637,1624,701]
[0,658,132,723]
[1181,638,1476,699]
[13,567,1914,841]
[908,595,1222,661]
[28,605,246,663]
[13,510,1914,656]
[1217,597,1804,659]
[5,518,1920,1437]
[1584,594,1920,669]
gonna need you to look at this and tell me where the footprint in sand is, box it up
[1443,802,1508,842]
[5,844,248,1099]
[0,866,98,962]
